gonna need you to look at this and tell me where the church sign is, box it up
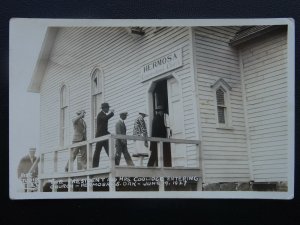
[141,49,183,82]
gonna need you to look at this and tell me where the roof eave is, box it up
[27,27,58,93]
[229,26,285,47]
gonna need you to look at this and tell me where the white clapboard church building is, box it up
[28,25,289,192]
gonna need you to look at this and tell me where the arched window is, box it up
[211,78,232,129]
[91,69,103,137]
[60,85,68,146]
[216,87,226,124]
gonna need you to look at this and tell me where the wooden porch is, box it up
[38,134,202,192]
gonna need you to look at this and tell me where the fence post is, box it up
[41,153,44,174]
[54,151,58,173]
[109,136,116,192]
[68,147,73,172]
[87,143,92,170]
[39,179,44,192]
[87,175,93,192]
[158,141,163,168]
[51,179,57,192]
[68,177,73,192]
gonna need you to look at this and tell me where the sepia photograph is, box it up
[9,18,294,199]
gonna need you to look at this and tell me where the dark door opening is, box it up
[152,79,169,115]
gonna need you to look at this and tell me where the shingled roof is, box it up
[229,25,284,46]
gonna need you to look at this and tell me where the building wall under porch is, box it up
[39,26,200,173]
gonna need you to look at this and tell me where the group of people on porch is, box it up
[65,102,173,172]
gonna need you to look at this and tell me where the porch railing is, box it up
[39,134,202,192]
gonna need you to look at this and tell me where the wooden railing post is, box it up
[68,177,73,192]
[39,179,44,192]
[54,151,58,173]
[68,147,73,172]
[157,141,163,168]
[51,179,57,192]
[41,153,44,174]
[109,136,116,192]
[87,175,93,192]
[87,143,92,169]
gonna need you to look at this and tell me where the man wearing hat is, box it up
[115,112,134,166]
[17,147,39,192]
[65,109,87,172]
[147,105,172,167]
[93,102,114,167]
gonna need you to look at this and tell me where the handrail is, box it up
[112,134,201,144]
[41,134,201,154]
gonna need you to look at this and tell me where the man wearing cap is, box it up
[17,147,39,192]
[93,102,114,167]
[115,112,134,166]
[65,110,87,172]
[147,105,172,167]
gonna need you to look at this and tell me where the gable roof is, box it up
[27,27,58,93]
[229,25,285,46]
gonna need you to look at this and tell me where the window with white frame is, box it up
[60,85,68,146]
[216,87,227,124]
[91,68,103,137]
[211,78,232,128]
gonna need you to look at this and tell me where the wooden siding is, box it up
[194,27,250,183]
[40,27,198,172]
[240,29,288,182]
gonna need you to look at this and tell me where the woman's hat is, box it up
[138,108,148,116]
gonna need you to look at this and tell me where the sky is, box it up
[9,19,47,189]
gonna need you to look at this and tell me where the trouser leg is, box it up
[80,145,87,169]
[122,146,134,166]
[103,140,109,156]
[93,140,109,167]
[115,146,122,166]
[147,143,158,167]
[163,143,172,167]
[93,142,103,167]
[65,147,79,171]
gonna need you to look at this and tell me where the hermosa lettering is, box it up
[143,53,178,73]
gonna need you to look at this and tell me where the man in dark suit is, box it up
[147,105,172,167]
[65,110,87,172]
[93,102,114,167]
[115,112,134,166]
[17,147,38,192]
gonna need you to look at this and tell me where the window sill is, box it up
[216,125,234,130]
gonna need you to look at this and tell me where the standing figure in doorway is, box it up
[65,110,87,172]
[147,105,172,167]
[93,102,114,167]
[115,112,134,166]
[132,109,149,165]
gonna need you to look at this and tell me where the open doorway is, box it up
[152,79,169,116]
[148,77,187,167]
